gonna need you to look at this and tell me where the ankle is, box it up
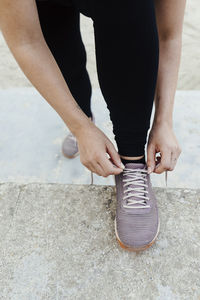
[120,155,144,160]
[120,154,146,165]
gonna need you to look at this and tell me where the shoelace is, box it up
[122,168,168,208]
[121,168,168,208]
[90,169,168,187]
[165,170,168,187]
[122,168,150,209]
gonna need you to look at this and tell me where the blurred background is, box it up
[0,0,199,188]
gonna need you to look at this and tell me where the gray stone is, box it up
[0,183,199,299]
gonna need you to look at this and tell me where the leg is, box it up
[90,0,159,157]
[36,0,92,117]
[73,1,160,251]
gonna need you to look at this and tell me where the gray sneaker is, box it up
[62,114,95,159]
[114,162,160,252]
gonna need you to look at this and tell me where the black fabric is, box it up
[36,0,159,156]
[121,155,146,166]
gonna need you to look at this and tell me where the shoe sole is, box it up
[114,216,160,252]
[62,149,79,159]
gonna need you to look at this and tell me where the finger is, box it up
[154,149,172,174]
[94,162,106,177]
[106,142,125,169]
[99,155,123,176]
[87,161,106,177]
[155,153,161,167]
[86,162,98,174]
[170,152,178,170]
[147,144,156,174]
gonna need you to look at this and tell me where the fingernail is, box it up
[120,162,125,169]
[147,166,152,174]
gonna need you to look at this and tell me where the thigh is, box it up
[35,0,87,81]
[36,0,92,117]
[91,0,159,130]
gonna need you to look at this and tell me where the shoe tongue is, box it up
[125,162,146,169]
[123,163,147,208]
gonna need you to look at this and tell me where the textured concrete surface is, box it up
[0,183,199,299]
[0,88,200,188]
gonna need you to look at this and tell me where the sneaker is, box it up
[114,162,160,252]
[62,114,95,159]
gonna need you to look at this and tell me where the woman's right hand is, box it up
[75,123,125,177]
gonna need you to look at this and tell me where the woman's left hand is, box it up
[146,121,182,174]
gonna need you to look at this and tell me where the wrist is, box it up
[72,118,93,139]
[152,117,173,129]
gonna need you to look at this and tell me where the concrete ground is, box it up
[0,183,199,299]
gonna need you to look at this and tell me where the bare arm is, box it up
[147,0,186,174]
[0,0,90,134]
[0,0,124,176]
[153,0,186,126]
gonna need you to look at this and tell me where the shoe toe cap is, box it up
[116,217,159,249]
[118,229,156,249]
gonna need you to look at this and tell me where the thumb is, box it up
[147,143,156,174]
[106,141,125,169]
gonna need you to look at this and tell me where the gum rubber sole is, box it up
[114,217,160,252]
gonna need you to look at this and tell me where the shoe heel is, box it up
[90,171,94,185]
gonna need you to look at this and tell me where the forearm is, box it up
[153,36,182,127]
[8,39,91,135]
[153,0,186,128]
[0,0,91,135]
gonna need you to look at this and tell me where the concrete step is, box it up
[0,183,199,299]
[0,88,200,188]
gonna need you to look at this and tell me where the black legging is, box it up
[36,0,159,157]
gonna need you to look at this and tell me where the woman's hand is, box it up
[75,122,125,177]
[146,121,182,174]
